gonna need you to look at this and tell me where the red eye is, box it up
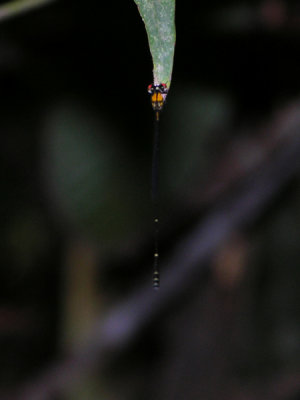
[148,84,155,94]
[158,83,168,94]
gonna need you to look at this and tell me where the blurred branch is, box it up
[0,0,56,22]
[197,101,300,205]
[8,104,300,400]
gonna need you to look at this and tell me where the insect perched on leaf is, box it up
[147,83,168,121]
[147,83,168,290]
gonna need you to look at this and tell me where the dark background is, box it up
[1,0,300,399]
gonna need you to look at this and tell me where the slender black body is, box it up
[152,115,160,289]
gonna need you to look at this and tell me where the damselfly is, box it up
[147,83,168,290]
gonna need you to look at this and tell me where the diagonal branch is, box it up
[0,0,56,22]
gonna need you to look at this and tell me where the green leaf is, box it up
[134,0,176,89]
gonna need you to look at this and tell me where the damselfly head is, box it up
[147,83,168,111]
